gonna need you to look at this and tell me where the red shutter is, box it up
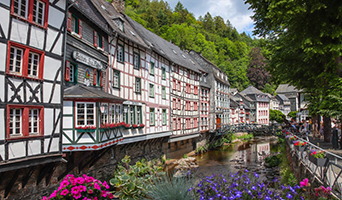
[100,71,103,87]
[78,19,83,38]
[65,61,70,81]
[93,69,96,85]
[67,12,72,32]
[101,36,104,49]
[93,31,98,47]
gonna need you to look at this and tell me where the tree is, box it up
[269,109,285,124]
[246,47,270,90]
[287,111,298,120]
[245,0,342,141]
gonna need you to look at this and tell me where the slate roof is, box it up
[189,50,230,85]
[240,85,264,95]
[277,94,289,101]
[230,98,239,108]
[126,16,202,73]
[90,0,148,48]
[70,0,110,34]
[275,84,301,94]
[64,85,125,102]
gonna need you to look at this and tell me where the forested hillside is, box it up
[122,0,271,92]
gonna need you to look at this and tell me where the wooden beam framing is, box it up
[5,170,19,198]
[22,166,35,188]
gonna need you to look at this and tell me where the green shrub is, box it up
[110,155,164,200]
[183,154,188,158]
[264,155,282,168]
[237,133,254,141]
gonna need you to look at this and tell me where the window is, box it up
[101,104,108,125]
[194,102,198,110]
[110,104,116,123]
[194,86,198,95]
[12,0,48,28]
[162,109,167,125]
[123,105,128,123]
[65,61,77,83]
[115,105,121,123]
[135,77,141,93]
[136,106,142,124]
[67,12,82,37]
[76,103,95,127]
[150,108,155,126]
[150,62,154,75]
[7,42,44,79]
[178,99,181,110]
[114,18,124,31]
[129,106,135,125]
[162,86,166,99]
[7,106,43,138]
[133,53,140,69]
[178,81,181,91]
[173,118,177,130]
[161,67,166,79]
[149,84,154,97]
[113,69,120,88]
[186,118,191,129]
[173,98,177,109]
[93,31,104,49]
[194,118,198,128]
[173,79,177,90]
[93,69,103,87]
[117,44,124,63]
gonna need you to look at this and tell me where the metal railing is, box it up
[287,134,342,199]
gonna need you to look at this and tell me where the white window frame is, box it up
[113,69,120,88]
[133,52,140,69]
[117,44,124,62]
[149,83,154,97]
[13,0,29,19]
[9,108,22,136]
[32,0,46,26]
[135,77,141,93]
[29,108,39,135]
[9,46,24,75]
[76,102,96,127]
[28,51,40,77]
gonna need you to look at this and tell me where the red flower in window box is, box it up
[132,124,138,128]
[138,124,145,128]
[76,125,96,130]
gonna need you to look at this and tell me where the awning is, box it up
[64,85,125,103]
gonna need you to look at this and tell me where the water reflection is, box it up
[195,136,279,181]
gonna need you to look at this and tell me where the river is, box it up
[194,136,280,182]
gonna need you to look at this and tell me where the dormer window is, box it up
[114,18,124,31]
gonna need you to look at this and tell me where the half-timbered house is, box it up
[189,51,230,129]
[62,0,125,153]
[92,0,172,153]
[0,0,67,197]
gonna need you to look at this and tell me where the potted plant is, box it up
[308,149,329,167]
[138,124,145,128]
[294,140,307,152]
[286,135,297,146]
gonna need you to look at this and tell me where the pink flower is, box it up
[42,197,48,200]
[60,179,70,188]
[79,185,87,192]
[71,186,80,195]
[73,193,82,199]
[88,189,93,194]
[61,189,69,196]
[101,190,108,197]
[76,177,85,185]
[94,183,101,190]
[108,192,114,199]
[103,181,110,189]
[49,190,57,198]
[300,178,309,187]
[93,197,98,200]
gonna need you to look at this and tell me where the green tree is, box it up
[287,111,298,120]
[246,47,270,90]
[245,0,342,141]
[269,109,285,124]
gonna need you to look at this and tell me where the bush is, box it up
[42,174,113,200]
[109,155,164,200]
[237,133,254,141]
[192,170,306,199]
[264,155,282,168]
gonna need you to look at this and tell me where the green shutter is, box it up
[74,64,78,83]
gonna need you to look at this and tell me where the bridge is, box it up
[215,123,281,136]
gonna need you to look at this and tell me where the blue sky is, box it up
[166,0,255,36]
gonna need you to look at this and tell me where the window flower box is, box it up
[294,141,307,152]
[308,150,329,167]
[76,126,96,133]
[138,124,145,128]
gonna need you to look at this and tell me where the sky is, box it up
[166,0,255,36]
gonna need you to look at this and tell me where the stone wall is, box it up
[0,138,167,200]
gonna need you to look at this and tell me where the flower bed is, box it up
[42,174,113,200]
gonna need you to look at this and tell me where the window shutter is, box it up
[67,12,72,32]
[93,69,96,85]
[101,36,104,49]
[100,71,103,87]
[93,31,98,47]
[65,61,70,81]
[78,19,83,38]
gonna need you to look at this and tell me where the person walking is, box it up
[332,123,338,150]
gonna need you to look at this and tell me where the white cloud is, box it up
[166,0,255,34]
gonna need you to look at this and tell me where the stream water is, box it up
[194,136,281,182]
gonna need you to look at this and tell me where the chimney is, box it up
[111,0,125,14]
